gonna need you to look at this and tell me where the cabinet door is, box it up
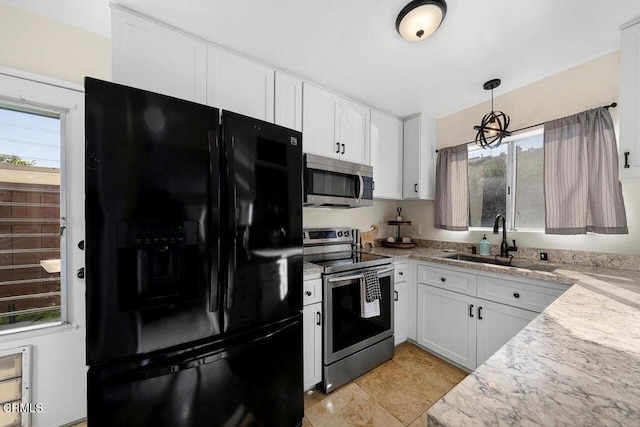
[619,20,640,182]
[275,72,302,131]
[111,8,207,103]
[302,83,341,158]
[340,99,370,165]
[475,299,537,366]
[403,115,421,198]
[417,284,476,370]
[371,110,403,199]
[394,280,409,345]
[302,302,323,391]
[402,114,436,200]
[207,46,274,121]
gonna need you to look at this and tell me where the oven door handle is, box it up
[327,266,394,283]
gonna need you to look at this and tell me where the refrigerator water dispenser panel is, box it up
[117,221,199,310]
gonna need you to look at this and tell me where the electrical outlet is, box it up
[411,224,421,235]
[540,252,548,261]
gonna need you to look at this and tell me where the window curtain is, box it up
[544,107,628,234]
[435,144,469,231]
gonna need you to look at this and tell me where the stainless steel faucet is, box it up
[492,214,517,257]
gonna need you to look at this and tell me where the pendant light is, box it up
[473,79,512,149]
[396,0,447,42]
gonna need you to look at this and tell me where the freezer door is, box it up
[222,111,303,333]
[87,315,303,427]
[85,78,222,365]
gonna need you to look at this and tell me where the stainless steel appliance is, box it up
[85,78,303,426]
[303,154,374,208]
[303,228,394,393]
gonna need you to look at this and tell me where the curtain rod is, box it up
[435,102,617,153]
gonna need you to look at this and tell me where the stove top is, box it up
[303,227,393,274]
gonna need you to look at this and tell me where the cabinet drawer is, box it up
[303,278,322,306]
[394,262,408,283]
[417,264,476,296]
[477,276,565,312]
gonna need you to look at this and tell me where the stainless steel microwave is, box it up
[303,154,373,208]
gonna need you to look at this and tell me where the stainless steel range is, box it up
[304,228,395,393]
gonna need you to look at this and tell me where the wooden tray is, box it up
[382,241,416,249]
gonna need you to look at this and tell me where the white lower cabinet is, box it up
[417,284,476,369]
[415,262,567,371]
[303,302,322,391]
[475,299,537,364]
[303,276,322,391]
[394,280,409,345]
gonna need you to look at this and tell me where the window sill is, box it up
[0,322,78,344]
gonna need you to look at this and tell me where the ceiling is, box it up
[4,0,640,119]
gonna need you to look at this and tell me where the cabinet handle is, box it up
[440,277,446,282]
[624,151,630,168]
[399,271,404,276]
[316,312,321,326]
[513,292,520,299]
[77,268,85,279]
[414,183,418,193]
[336,142,340,153]
[305,290,312,297]
[78,240,85,250]
[341,143,345,155]
[394,290,399,301]
[478,306,483,320]
[372,181,375,191]
[469,304,474,317]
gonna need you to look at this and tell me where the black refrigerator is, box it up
[84,77,303,426]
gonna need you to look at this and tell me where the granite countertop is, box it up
[359,246,640,425]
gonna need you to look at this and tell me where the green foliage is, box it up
[0,154,36,166]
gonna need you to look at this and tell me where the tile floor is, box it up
[71,342,466,427]
[303,342,467,427]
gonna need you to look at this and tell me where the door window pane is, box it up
[514,135,544,229]
[0,106,61,332]
[468,145,507,227]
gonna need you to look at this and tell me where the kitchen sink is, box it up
[443,253,559,272]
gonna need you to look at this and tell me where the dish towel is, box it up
[360,270,381,318]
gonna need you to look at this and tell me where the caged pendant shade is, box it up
[473,79,512,149]
[396,0,447,41]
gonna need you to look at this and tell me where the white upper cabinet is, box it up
[619,17,640,182]
[371,110,403,199]
[339,98,370,165]
[275,72,302,132]
[206,46,274,122]
[302,83,370,164]
[111,7,207,103]
[403,113,436,199]
[303,83,342,158]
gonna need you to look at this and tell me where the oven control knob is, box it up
[344,230,350,237]
[337,231,343,237]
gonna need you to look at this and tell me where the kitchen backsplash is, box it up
[374,238,640,272]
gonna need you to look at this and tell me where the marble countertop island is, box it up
[361,247,640,426]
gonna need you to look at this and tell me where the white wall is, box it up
[402,52,640,255]
[303,201,402,237]
[0,3,111,84]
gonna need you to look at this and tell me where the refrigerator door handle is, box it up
[209,130,220,312]
[226,134,237,310]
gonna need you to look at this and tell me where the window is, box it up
[468,131,544,230]
[0,104,63,333]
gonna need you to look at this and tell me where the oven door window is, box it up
[330,276,391,353]
[306,168,358,198]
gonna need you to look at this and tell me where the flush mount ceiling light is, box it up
[473,79,512,149]
[396,0,447,41]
